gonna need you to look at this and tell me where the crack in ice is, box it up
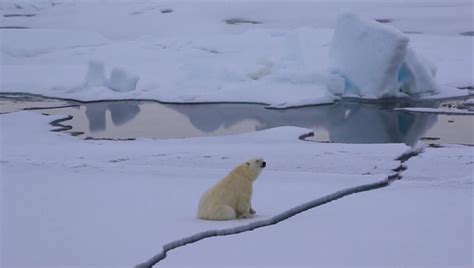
[134,135,425,267]
[135,172,403,268]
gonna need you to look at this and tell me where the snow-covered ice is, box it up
[1,1,473,267]
[1,29,108,58]
[1,111,472,267]
[1,1,472,106]
[164,147,472,267]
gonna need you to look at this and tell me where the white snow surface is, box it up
[1,111,472,267]
[1,1,472,105]
[2,29,108,57]
[165,146,473,268]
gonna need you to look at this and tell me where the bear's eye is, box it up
[246,162,250,166]
[256,160,260,162]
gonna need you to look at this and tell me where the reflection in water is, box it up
[4,93,472,144]
[108,103,141,126]
[85,102,140,132]
[23,97,473,145]
[169,103,336,132]
[85,104,106,132]
[326,103,437,145]
[168,102,438,146]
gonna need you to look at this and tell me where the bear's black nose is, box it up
[261,161,266,168]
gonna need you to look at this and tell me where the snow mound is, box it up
[330,14,441,98]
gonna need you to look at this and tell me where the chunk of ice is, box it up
[329,13,441,98]
[84,61,106,87]
[107,67,139,92]
[399,47,441,95]
[330,13,409,97]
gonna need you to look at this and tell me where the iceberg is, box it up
[330,14,441,98]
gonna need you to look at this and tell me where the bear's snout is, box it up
[261,161,266,168]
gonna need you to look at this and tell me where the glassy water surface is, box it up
[1,95,472,146]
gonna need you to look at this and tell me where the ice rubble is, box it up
[108,67,139,92]
[329,14,441,98]
[84,61,139,92]
[84,61,106,87]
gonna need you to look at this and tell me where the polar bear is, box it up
[197,158,266,221]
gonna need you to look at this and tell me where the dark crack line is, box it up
[49,115,73,132]
[46,114,135,140]
[396,109,474,116]
[396,144,425,163]
[298,131,315,141]
[298,131,332,143]
[84,137,135,141]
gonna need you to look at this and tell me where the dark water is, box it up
[1,95,472,146]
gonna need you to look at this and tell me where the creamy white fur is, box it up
[197,158,265,221]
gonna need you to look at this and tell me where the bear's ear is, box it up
[246,162,250,166]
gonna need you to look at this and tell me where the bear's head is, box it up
[240,158,266,181]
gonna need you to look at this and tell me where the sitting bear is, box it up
[197,158,266,221]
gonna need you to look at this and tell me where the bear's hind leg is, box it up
[213,205,237,220]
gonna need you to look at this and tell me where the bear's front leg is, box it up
[249,207,256,215]
[249,203,256,215]
[237,200,253,219]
